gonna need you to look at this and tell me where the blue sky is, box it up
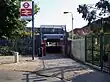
[27,0,99,31]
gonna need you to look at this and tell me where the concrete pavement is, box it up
[0,54,110,82]
[0,70,23,82]
[0,56,42,72]
[0,55,65,82]
[37,54,110,82]
[0,71,63,82]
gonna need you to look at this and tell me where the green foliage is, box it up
[68,32,72,39]
[34,3,40,14]
[0,0,39,39]
[77,0,110,24]
[0,46,12,56]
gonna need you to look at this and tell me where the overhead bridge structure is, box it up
[39,25,68,56]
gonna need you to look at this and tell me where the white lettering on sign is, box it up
[20,16,32,20]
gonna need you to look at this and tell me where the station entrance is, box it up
[46,39,62,54]
[40,25,68,56]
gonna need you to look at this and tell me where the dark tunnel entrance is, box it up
[39,25,68,56]
[46,39,63,54]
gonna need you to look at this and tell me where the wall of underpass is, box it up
[71,39,85,61]
[66,39,85,62]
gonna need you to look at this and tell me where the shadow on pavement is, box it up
[39,54,67,60]
[35,64,110,82]
[35,65,88,81]
[37,65,86,72]
[21,53,110,82]
[22,72,62,82]
[22,73,47,82]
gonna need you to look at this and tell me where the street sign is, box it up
[20,9,32,16]
[21,1,32,9]
[20,1,32,20]
[20,1,35,60]
[23,2,30,8]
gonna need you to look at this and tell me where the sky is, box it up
[27,0,99,31]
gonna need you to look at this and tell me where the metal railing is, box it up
[85,33,110,73]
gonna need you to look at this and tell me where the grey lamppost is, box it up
[64,12,74,40]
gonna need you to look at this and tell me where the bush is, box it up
[0,46,13,56]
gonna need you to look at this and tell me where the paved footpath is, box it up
[0,54,110,82]
[37,54,110,82]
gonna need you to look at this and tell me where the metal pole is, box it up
[63,12,73,40]
[71,13,74,41]
[32,1,35,60]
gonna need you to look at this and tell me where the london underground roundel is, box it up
[23,2,30,8]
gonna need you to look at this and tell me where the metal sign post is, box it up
[20,1,35,60]
[32,1,35,60]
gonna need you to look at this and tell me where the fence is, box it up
[68,33,110,73]
[0,35,41,56]
[0,37,32,56]
[85,33,110,73]
[0,39,13,55]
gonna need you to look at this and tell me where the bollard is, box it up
[14,52,19,63]
[61,68,64,80]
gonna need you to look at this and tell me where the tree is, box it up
[0,0,39,39]
[77,0,110,24]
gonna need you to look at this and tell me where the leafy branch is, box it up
[77,0,110,24]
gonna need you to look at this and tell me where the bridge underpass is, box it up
[40,25,68,56]
[45,39,63,54]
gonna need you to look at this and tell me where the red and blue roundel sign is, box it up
[23,2,30,8]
